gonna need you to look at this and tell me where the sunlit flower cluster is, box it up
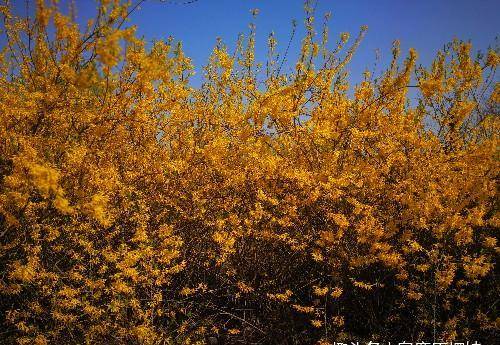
[0,1,498,344]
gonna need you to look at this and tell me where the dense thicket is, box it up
[0,1,498,344]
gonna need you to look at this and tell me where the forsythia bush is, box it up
[0,1,498,344]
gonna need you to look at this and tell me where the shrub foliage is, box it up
[0,1,498,344]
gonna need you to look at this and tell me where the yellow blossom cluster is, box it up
[0,1,498,344]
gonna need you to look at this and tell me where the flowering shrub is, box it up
[0,1,498,344]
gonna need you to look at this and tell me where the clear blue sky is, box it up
[11,0,500,86]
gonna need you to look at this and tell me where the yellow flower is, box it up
[311,319,323,328]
